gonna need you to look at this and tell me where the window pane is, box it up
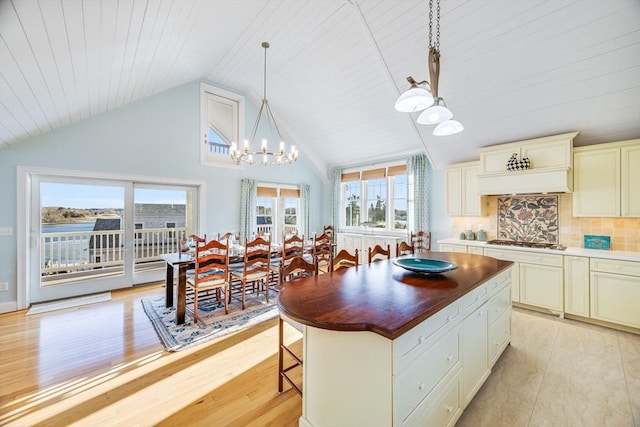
[343,182,361,227]
[393,175,408,230]
[366,178,386,228]
[256,197,273,236]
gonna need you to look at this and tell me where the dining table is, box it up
[160,242,307,324]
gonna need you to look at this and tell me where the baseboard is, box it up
[0,300,18,314]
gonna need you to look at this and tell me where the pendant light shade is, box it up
[433,119,464,136]
[416,97,453,124]
[395,82,434,112]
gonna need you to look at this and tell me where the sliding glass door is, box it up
[29,174,198,303]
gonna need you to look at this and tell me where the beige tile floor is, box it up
[456,307,640,427]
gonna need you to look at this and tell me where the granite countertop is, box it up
[438,238,640,262]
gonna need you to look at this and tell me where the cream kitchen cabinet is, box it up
[439,243,470,253]
[476,132,576,195]
[478,132,575,175]
[589,257,640,329]
[564,255,590,317]
[573,139,640,217]
[444,161,485,216]
[461,297,489,408]
[482,247,563,313]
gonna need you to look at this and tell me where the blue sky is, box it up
[41,183,186,208]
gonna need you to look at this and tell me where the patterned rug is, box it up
[141,289,279,351]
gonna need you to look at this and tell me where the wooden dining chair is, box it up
[396,241,414,257]
[332,248,359,271]
[230,236,272,309]
[189,234,207,246]
[186,238,230,323]
[312,233,333,273]
[278,255,317,396]
[368,244,391,263]
[281,234,307,267]
[411,231,432,252]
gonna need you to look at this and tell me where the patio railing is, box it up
[41,227,187,276]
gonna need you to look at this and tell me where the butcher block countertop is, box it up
[277,251,513,340]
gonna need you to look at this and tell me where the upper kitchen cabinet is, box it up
[573,139,640,217]
[445,161,486,217]
[477,132,578,195]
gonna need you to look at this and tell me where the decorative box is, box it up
[583,235,611,250]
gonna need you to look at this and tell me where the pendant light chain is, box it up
[428,0,440,51]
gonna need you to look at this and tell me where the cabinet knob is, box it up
[446,405,454,413]
[418,335,424,344]
[446,315,452,322]
[447,354,454,362]
[418,382,425,391]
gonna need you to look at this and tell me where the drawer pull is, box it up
[418,382,425,391]
[446,405,454,413]
[615,265,621,269]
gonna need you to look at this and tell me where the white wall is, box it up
[0,80,325,310]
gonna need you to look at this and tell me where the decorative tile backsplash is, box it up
[496,195,559,243]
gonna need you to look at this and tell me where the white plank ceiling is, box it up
[1,0,639,174]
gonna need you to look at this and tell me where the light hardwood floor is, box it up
[1,284,638,426]
[0,283,302,426]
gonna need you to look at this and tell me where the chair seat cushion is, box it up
[231,270,269,281]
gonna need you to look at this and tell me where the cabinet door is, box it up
[462,166,481,216]
[445,168,462,216]
[621,144,640,217]
[573,148,620,217]
[480,146,517,174]
[519,263,563,311]
[467,246,484,255]
[590,271,640,328]
[564,256,589,316]
[461,305,488,408]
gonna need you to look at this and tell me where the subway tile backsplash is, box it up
[451,193,640,252]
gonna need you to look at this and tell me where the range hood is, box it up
[477,166,572,195]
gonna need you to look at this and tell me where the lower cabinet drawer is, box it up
[488,284,511,325]
[488,308,511,367]
[395,327,461,422]
[402,366,463,427]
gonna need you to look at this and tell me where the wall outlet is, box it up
[0,227,13,236]
[0,282,8,292]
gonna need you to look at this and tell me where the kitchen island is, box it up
[277,252,513,427]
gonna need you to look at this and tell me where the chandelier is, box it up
[395,0,463,136]
[231,42,298,165]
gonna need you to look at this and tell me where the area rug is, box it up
[141,289,279,351]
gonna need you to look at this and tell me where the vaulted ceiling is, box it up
[1,0,639,175]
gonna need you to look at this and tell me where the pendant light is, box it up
[395,0,463,136]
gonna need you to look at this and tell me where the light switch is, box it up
[0,227,13,236]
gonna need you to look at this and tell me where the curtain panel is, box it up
[299,184,311,238]
[407,154,429,235]
[331,167,342,232]
[239,178,257,242]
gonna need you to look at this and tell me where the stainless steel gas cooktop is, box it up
[485,239,565,251]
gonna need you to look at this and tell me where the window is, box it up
[340,164,407,233]
[200,83,244,168]
[256,185,301,242]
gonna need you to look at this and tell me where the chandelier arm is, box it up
[264,101,285,142]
